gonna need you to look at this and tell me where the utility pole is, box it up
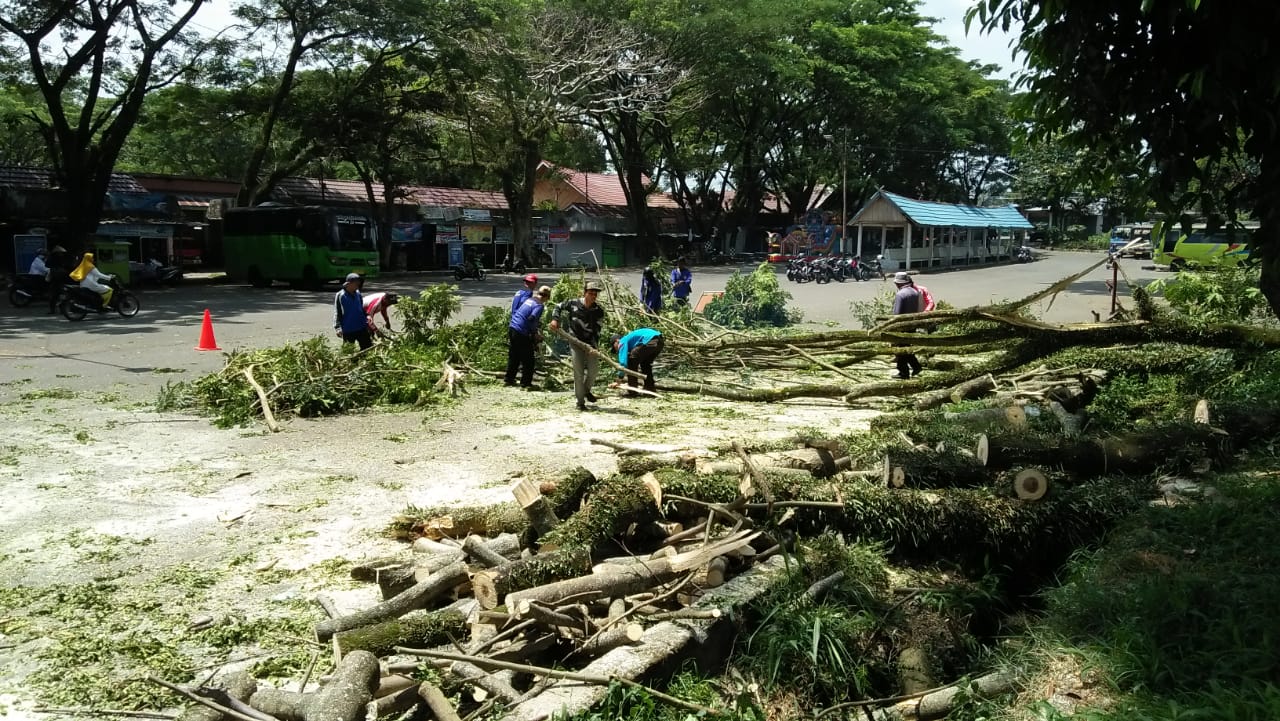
[840,134,847,255]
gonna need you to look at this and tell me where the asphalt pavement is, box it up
[0,251,1158,399]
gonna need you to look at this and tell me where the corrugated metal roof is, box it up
[852,190,1032,229]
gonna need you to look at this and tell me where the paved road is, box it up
[0,251,1157,398]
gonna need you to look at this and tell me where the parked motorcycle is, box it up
[1014,246,1035,263]
[131,258,183,285]
[8,274,52,307]
[61,277,140,321]
[860,255,885,281]
[498,253,528,274]
[453,261,487,281]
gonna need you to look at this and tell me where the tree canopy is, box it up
[973,0,1280,317]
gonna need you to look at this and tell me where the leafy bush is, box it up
[1147,265,1273,325]
[396,283,463,345]
[849,286,896,329]
[701,262,798,328]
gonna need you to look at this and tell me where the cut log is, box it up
[315,562,468,641]
[449,661,520,704]
[897,647,933,694]
[975,434,989,466]
[1047,400,1084,436]
[505,532,758,611]
[374,684,420,718]
[872,670,1018,721]
[495,554,788,721]
[463,535,509,568]
[703,556,729,588]
[885,448,989,490]
[913,374,997,410]
[390,466,595,541]
[180,671,258,721]
[333,602,470,656]
[471,547,593,610]
[941,405,1027,429]
[1013,468,1049,501]
[417,684,463,721]
[248,687,309,721]
[1194,399,1211,424]
[513,478,561,537]
[303,650,379,721]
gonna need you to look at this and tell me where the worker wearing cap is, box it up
[550,279,607,411]
[511,273,538,315]
[890,271,923,379]
[333,273,371,349]
[505,285,552,389]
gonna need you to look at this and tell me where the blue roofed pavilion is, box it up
[847,189,1033,271]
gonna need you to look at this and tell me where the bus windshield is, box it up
[333,214,376,251]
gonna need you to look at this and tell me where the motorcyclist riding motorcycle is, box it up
[69,252,114,309]
[28,249,49,277]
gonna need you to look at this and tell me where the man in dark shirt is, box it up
[669,257,692,307]
[45,245,72,314]
[890,271,923,379]
[505,285,551,389]
[550,280,607,410]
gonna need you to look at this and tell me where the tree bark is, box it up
[303,650,379,721]
[472,548,593,610]
[315,561,467,641]
[333,604,470,656]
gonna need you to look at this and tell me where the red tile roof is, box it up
[540,162,679,208]
[0,165,146,193]
[408,185,507,209]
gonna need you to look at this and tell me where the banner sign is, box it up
[447,241,464,266]
[391,222,424,243]
[547,227,570,244]
[436,225,460,245]
[462,208,492,222]
[461,224,493,244]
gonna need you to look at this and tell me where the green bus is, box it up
[221,205,380,288]
[1152,221,1257,271]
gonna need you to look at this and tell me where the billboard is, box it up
[461,224,493,244]
[436,225,460,244]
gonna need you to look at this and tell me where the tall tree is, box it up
[229,0,468,205]
[974,0,1280,316]
[0,0,207,245]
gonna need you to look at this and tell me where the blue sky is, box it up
[919,0,1023,79]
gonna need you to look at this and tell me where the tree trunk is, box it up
[472,548,593,609]
[303,650,380,721]
[315,561,468,641]
[333,604,470,656]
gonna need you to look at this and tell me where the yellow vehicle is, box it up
[1153,221,1257,270]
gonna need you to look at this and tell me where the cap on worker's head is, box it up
[584,280,603,292]
[344,272,363,283]
[893,271,912,285]
[611,334,622,348]
[535,285,552,298]
[523,273,538,284]
[52,245,66,253]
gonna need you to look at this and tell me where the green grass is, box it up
[988,466,1280,720]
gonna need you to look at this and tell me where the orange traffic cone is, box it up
[195,309,221,351]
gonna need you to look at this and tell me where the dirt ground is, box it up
[0,376,879,719]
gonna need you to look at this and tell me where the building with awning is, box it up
[849,190,1034,271]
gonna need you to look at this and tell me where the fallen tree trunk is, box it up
[179,672,258,721]
[495,555,789,721]
[315,561,468,641]
[389,467,596,540]
[303,650,379,721]
[333,601,472,656]
[472,548,593,610]
[870,670,1018,721]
